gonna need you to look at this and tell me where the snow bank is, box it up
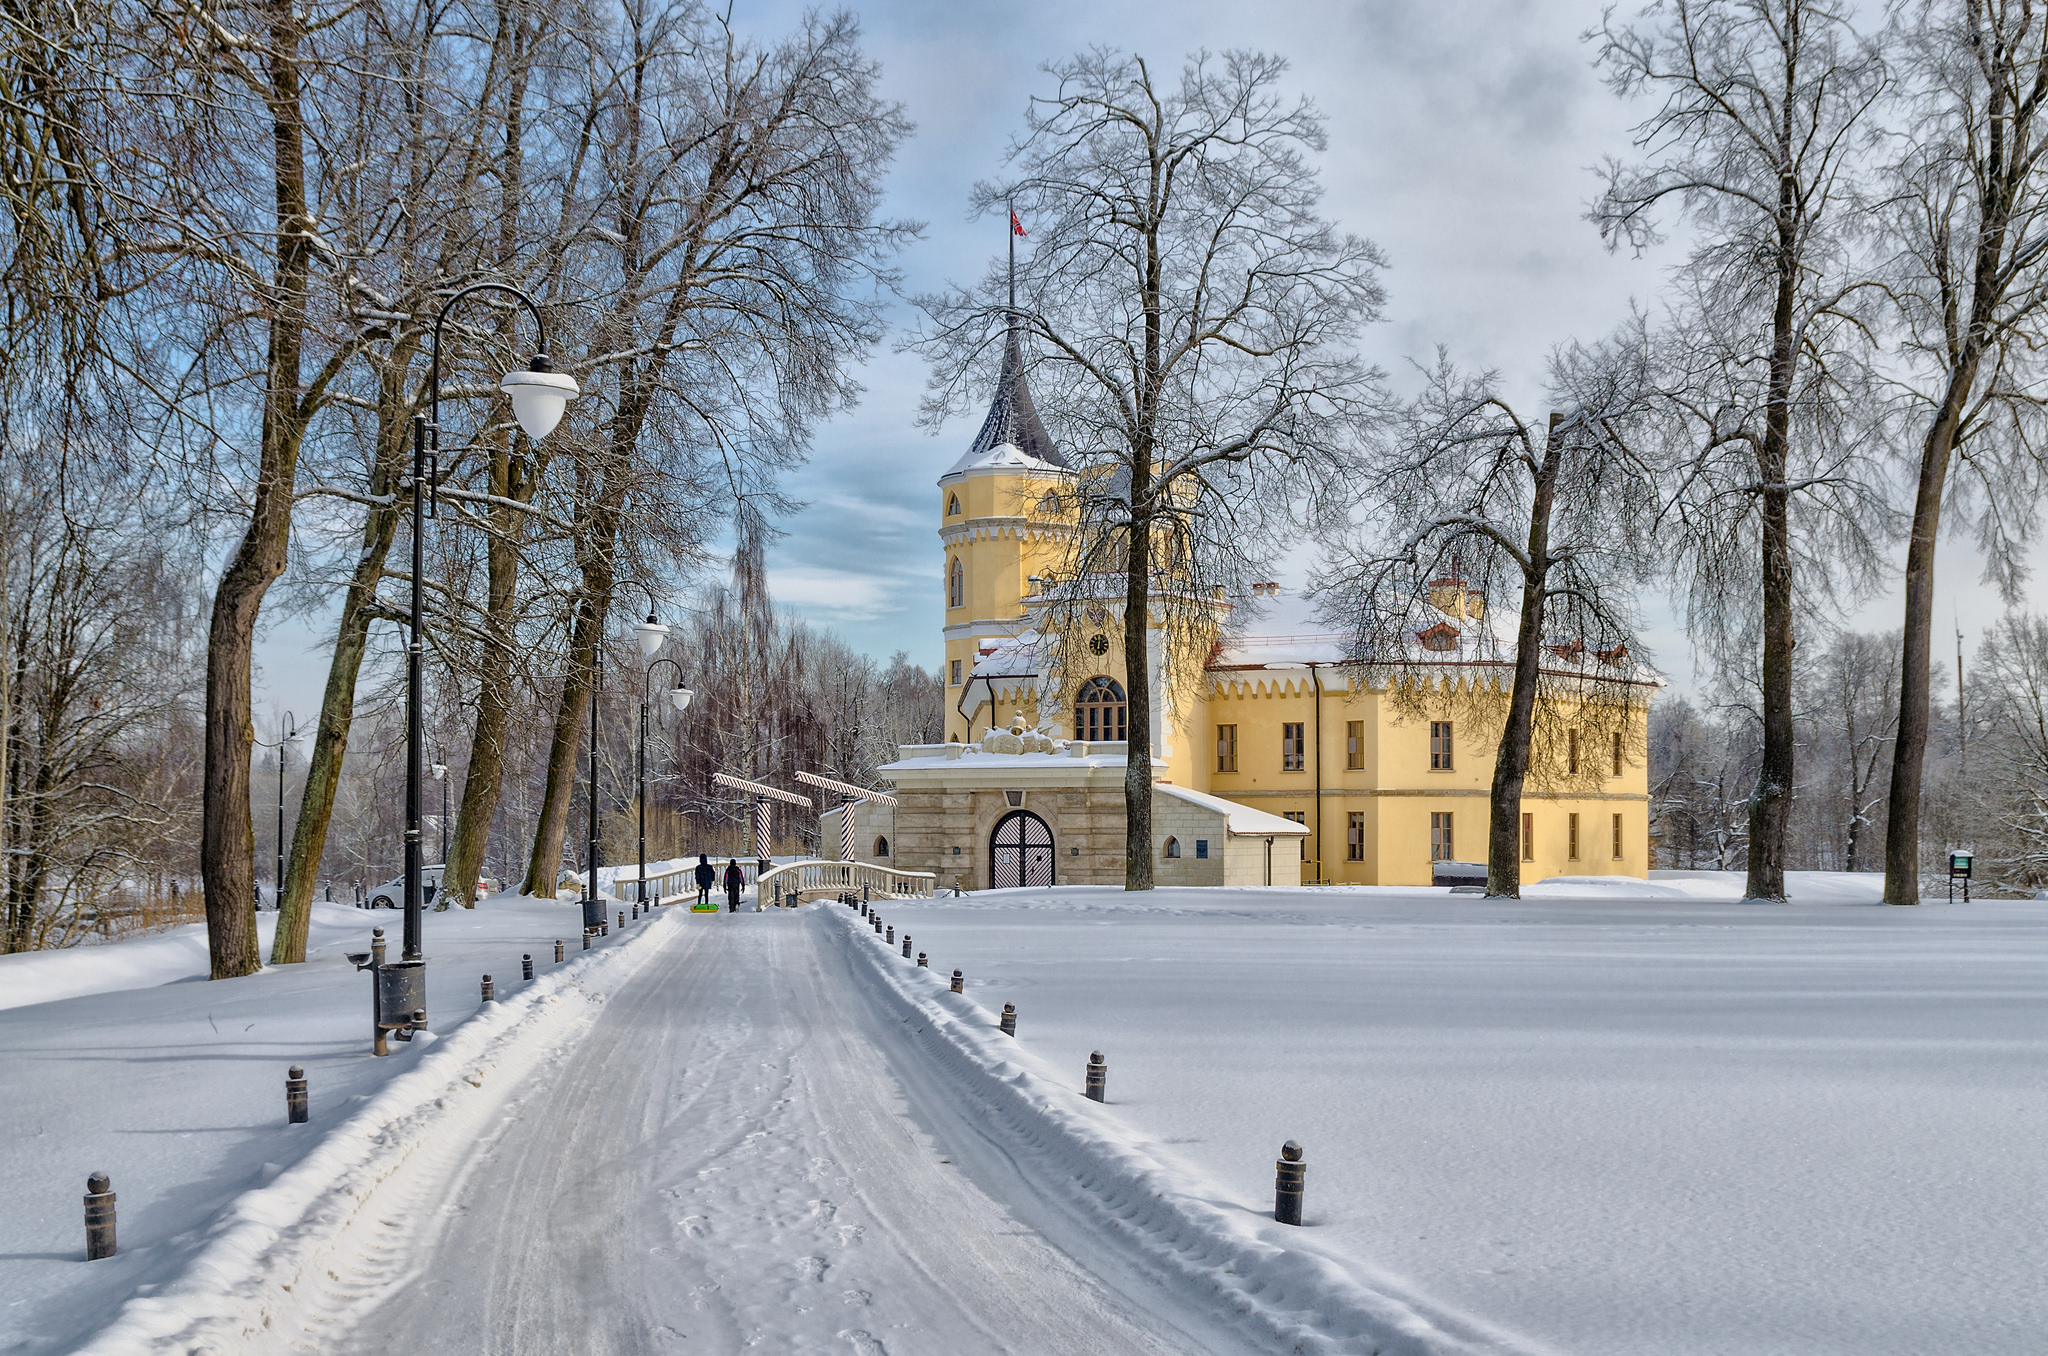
[818,902,1539,1356]
[0,914,283,1012]
[68,911,674,1354]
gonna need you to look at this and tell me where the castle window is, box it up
[1522,812,1534,862]
[1281,722,1305,771]
[874,836,890,858]
[948,494,960,516]
[1612,730,1624,778]
[1613,813,1625,860]
[1075,676,1127,741]
[1569,812,1581,860]
[1347,720,1364,770]
[1430,721,1454,770]
[948,557,964,608]
[1347,811,1364,861]
[1216,723,1237,773]
[1567,729,1580,775]
[950,659,961,685]
[1163,836,1180,859]
[1285,810,1308,858]
[1430,811,1454,863]
[1195,839,1209,859]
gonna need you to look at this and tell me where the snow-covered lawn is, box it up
[859,874,2048,1356]
[0,893,664,1355]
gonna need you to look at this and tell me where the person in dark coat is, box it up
[693,853,716,907]
[723,858,744,912]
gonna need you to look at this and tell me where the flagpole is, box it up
[1007,197,1016,322]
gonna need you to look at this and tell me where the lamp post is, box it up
[411,283,578,969]
[639,642,693,907]
[259,714,305,911]
[430,761,449,865]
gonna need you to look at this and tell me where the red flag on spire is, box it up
[1011,210,1026,237]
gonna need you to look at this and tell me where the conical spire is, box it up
[963,326,1064,467]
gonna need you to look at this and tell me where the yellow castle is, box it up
[832,329,1658,890]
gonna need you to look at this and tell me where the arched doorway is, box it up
[989,810,1054,889]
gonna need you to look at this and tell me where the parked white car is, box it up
[364,866,486,908]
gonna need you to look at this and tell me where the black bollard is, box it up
[522,954,534,981]
[950,968,964,993]
[286,1066,309,1123]
[1275,1141,1306,1226]
[618,910,625,931]
[886,925,894,944]
[901,934,912,958]
[917,952,927,967]
[1000,1003,1016,1037]
[631,903,639,920]
[84,1173,115,1260]
[481,974,495,1003]
[1085,1051,1106,1102]
[861,901,869,918]
[556,939,565,963]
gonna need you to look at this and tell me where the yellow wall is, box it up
[1191,676,1650,886]
[933,465,1654,886]
[940,469,1068,742]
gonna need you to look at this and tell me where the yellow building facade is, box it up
[891,328,1657,889]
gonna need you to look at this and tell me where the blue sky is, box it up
[254,0,2037,724]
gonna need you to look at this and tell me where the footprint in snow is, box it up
[838,1329,887,1354]
[839,1291,872,1307]
[836,1224,864,1247]
[797,1256,828,1281]
[679,1215,712,1238]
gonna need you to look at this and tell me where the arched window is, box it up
[874,836,891,858]
[947,494,960,516]
[948,556,964,608]
[1162,836,1180,859]
[1074,676,1127,742]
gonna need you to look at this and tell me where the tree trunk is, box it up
[1883,383,1972,904]
[269,389,408,962]
[1121,505,1154,890]
[1744,180,1800,903]
[202,0,311,979]
[446,433,530,904]
[1486,416,1563,898]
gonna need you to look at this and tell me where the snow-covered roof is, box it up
[1212,588,1352,668]
[941,325,1066,479]
[1156,783,1310,836]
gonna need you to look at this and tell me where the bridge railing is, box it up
[755,859,937,909]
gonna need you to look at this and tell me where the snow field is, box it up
[821,900,1534,1355]
[0,895,672,1355]
[852,880,2048,1356]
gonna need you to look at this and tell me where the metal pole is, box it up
[587,629,600,927]
[638,671,648,909]
[404,414,425,962]
[276,721,286,910]
[439,769,449,864]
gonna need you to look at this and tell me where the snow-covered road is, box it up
[310,910,1212,1355]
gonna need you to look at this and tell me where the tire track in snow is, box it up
[317,909,1206,1354]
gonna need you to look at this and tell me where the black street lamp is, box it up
[410,284,578,968]
[639,645,694,906]
[259,713,305,910]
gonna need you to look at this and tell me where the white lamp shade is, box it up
[431,762,448,780]
[668,686,695,713]
[500,367,580,440]
[634,615,670,659]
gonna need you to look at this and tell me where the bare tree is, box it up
[1804,629,1899,872]
[913,49,1384,890]
[1878,1,2048,904]
[1592,0,1893,901]
[1317,340,1662,897]
[1975,613,2048,888]
[512,3,912,897]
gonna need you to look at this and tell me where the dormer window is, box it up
[948,494,961,516]
[1417,622,1459,653]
